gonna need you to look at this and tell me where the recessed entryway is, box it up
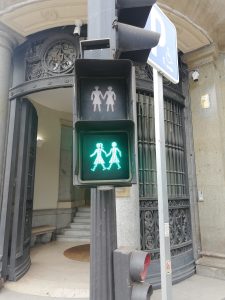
[4,241,90,298]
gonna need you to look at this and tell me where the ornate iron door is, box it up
[137,89,194,284]
[0,99,37,281]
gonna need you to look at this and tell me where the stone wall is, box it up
[32,208,76,233]
[184,46,225,256]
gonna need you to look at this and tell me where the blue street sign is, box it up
[145,4,179,84]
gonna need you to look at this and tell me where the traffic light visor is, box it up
[130,251,151,282]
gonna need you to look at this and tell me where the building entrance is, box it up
[0,99,38,281]
[0,87,91,283]
[0,26,196,287]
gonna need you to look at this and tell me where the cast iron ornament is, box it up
[43,40,76,74]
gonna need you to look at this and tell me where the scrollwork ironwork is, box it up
[43,40,76,75]
[140,199,192,260]
[25,35,78,81]
[135,59,184,95]
[135,64,153,81]
[137,86,192,260]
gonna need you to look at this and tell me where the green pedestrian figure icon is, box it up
[106,142,122,170]
[90,143,107,171]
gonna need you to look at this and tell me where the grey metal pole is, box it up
[153,68,173,300]
[90,188,117,300]
[88,0,115,59]
[87,1,117,299]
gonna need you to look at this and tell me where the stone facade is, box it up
[183,45,225,277]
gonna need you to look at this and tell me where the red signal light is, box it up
[130,251,151,282]
[140,253,151,281]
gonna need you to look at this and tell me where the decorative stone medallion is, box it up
[25,34,78,81]
[43,39,76,75]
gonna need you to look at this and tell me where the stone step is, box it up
[73,217,91,223]
[63,229,90,237]
[76,211,90,217]
[70,223,90,229]
[57,206,91,242]
[57,235,90,242]
[196,256,225,280]
[77,207,91,212]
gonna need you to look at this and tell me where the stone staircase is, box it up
[57,207,91,242]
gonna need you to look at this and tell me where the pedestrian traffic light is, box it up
[73,59,136,186]
[114,0,160,63]
[114,248,153,300]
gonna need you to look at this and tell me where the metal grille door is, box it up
[137,91,192,260]
[0,99,38,281]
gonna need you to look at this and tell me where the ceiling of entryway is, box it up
[0,0,87,37]
[1,0,225,53]
[28,87,73,113]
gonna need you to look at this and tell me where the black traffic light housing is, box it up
[114,0,160,63]
[116,0,156,27]
[73,59,137,187]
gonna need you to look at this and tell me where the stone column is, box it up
[116,185,141,249]
[0,24,24,204]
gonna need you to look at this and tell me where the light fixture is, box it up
[37,136,45,148]
[191,70,199,82]
[73,19,82,36]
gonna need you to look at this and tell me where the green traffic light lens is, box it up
[80,131,130,182]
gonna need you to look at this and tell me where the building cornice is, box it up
[182,43,218,70]
[0,0,44,15]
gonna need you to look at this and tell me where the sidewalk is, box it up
[1,274,225,300]
[152,274,225,300]
[1,241,225,300]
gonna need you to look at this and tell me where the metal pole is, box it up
[153,68,173,300]
[90,188,117,300]
[87,1,117,299]
[88,0,115,59]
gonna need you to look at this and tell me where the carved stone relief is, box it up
[25,34,79,81]
[40,8,58,21]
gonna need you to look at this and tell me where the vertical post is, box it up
[90,188,117,300]
[153,68,173,300]
[87,1,117,299]
[88,0,115,59]
[0,29,16,201]
[0,26,23,285]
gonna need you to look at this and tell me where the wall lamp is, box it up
[37,136,45,148]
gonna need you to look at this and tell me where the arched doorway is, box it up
[0,26,91,284]
[136,64,195,284]
[0,25,196,287]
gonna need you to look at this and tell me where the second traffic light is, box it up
[73,59,136,186]
[114,248,153,300]
[114,0,160,63]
